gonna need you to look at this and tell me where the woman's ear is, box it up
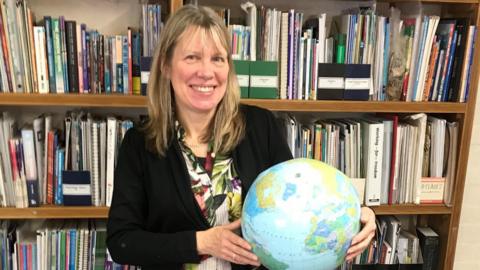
[161,62,171,79]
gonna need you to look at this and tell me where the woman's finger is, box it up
[346,231,375,260]
[226,230,252,251]
[227,242,259,264]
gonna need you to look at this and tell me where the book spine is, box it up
[6,0,25,92]
[111,37,116,93]
[364,122,384,206]
[441,30,458,101]
[99,35,105,93]
[46,131,54,204]
[76,24,83,93]
[66,21,79,93]
[52,18,64,93]
[9,139,24,207]
[21,129,39,207]
[131,32,140,95]
[26,7,37,93]
[127,28,132,95]
[81,25,89,93]
[463,27,476,102]
[59,16,69,93]
[122,35,129,94]
[86,32,92,93]
[44,17,56,92]
[104,37,111,93]
[16,139,29,207]
[55,148,64,205]
[105,118,117,207]
[0,5,14,91]
[32,117,44,203]
[33,26,49,93]
[436,24,455,101]
[448,22,467,101]
[15,0,31,93]
[115,35,123,93]
[91,31,98,93]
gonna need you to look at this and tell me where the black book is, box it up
[65,21,79,93]
[140,56,152,96]
[416,227,439,270]
[317,63,345,100]
[344,64,370,100]
[447,18,468,101]
[62,170,92,206]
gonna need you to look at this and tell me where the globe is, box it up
[241,158,361,270]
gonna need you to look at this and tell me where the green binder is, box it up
[233,60,250,98]
[249,61,279,99]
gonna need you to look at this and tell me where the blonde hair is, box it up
[143,4,245,156]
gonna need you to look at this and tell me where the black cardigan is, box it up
[107,105,293,269]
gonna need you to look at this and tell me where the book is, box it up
[404,113,427,204]
[317,63,344,100]
[344,64,370,100]
[105,117,117,207]
[380,118,393,204]
[65,20,79,93]
[51,18,65,93]
[444,122,458,205]
[416,227,439,270]
[361,119,384,206]
[62,170,91,206]
[233,60,249,98]
[420,177,444,204]
[20,128,39,207]
[380,215,401,264]
[140,56,152,96]
[249,60,279,98]
[33,26,49,93]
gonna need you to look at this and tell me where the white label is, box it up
[141,71,150,84]
[250,75,278,88]
[63,184,91,196]
[345,78,370,90]
[237,75,249,87]
[318,77,344,89]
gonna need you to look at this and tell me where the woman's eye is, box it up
[213,56,225,63]
[185,55,198,61]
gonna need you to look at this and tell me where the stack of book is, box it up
[278,113,458,206]
[0,112,135,208]
[0,0,162,95]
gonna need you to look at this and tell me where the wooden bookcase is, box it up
[0,0,478,269]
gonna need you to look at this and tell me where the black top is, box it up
[106,105,293,270]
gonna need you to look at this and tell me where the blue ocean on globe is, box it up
[241,158,361,270]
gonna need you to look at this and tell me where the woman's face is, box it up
[169,27,229,116]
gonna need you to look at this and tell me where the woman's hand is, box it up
[196,220,260,266]
[345,207,376,261]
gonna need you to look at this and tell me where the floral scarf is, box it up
[176,122,242,270]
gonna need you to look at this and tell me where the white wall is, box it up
[454,85,480,269]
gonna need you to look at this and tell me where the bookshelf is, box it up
[0,204,452,219]
[0,0,478,269]
[0,93,468,112]
[0,206,109,219]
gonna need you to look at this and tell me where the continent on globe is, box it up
[242,158,361,270]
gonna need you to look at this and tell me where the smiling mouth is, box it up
[191,85,216,93]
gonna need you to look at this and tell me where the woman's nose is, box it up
[196,60,215,79]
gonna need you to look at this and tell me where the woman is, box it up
[107,5,375,270]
